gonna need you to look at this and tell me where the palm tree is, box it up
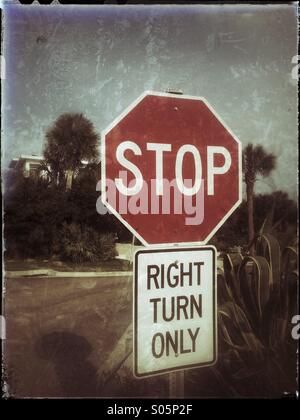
[44,113,99,190]
[242,144,276,254]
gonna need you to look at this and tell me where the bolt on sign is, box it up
[101,91,242,246]
[134,247,217,377]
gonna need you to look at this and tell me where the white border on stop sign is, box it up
[101,90,242,247]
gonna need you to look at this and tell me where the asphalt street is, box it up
[4,275,137,397]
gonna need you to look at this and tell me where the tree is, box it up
[44,113,99,190]
[211,191,297,252]
[242,144,276,254]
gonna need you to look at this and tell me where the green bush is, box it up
[3,170,125,260]
[57,223,116,263]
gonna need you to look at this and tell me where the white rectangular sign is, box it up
[134,246,217,377]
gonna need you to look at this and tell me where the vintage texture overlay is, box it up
[1,2,298,398]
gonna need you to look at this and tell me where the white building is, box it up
[9,155,45,178]
[9,155,93,181]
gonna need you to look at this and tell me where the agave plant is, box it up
[186,233,298,398]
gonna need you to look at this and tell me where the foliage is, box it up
[210,200,248,250]
[56,223,116,263]
[43,113,99,187]
[254,191,297,248]
[242,143,276,185]
[212,191,297,251]
[188,233,298,397]
[242,143,276,252]
[4,176,61,258]
[3,168,132,261]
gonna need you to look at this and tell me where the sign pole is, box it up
[169,371,184,399]
[166,88,185,400]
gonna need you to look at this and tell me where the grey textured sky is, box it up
[2,4,298,198]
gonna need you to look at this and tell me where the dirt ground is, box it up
[3,274,167,398]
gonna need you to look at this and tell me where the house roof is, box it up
[9,155,44,169]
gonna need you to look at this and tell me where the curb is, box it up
[5,270,133,278]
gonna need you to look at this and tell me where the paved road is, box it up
[3,275,166,398]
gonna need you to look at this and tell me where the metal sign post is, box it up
[169,371,185,399]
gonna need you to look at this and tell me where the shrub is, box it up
[187,233,298,397]
[4,174,123,260]
[57,223,116,263]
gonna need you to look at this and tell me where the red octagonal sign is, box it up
[101,91,242,246]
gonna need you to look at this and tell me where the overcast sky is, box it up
[2,3,298,198]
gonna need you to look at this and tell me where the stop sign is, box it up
[101,91,241,245]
